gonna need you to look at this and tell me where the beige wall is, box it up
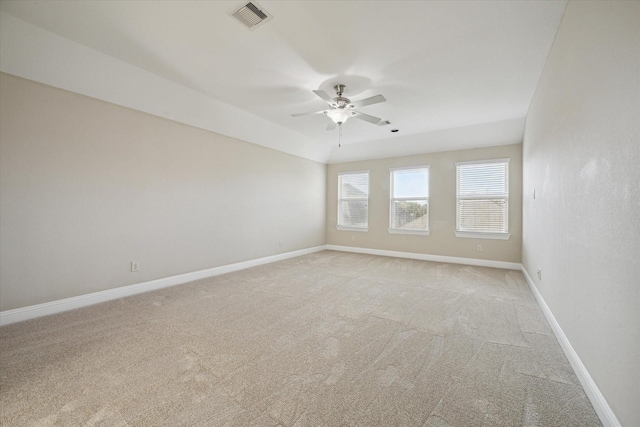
[0,73,326,311]
[327,144,522,263]
[522,1,640,425]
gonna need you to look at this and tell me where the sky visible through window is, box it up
[394,170,428,198]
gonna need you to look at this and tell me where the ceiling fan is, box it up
[291,84,388,130]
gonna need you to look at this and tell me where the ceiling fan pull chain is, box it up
[339,124,342,147]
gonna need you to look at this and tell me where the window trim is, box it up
[337,170,370,232]
[388,165,430,236]
[454,158,510,240]
[454,231,510,240]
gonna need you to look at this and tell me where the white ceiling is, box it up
[0,1,566,163]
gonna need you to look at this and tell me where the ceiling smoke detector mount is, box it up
[230,1,273,30]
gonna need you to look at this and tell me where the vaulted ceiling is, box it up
[0,1,566,163]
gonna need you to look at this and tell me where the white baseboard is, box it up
[1,244,517,325]
[0,245,622,427]
[326,245,521,270]
[0,245,326,326]
[520,267,620,427]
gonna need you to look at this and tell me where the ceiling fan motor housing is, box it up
[333,85,351,108]
[335,97,351,108]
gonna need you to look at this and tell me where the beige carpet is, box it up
[0,251,601,426]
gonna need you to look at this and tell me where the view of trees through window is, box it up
[390,167,429,232]
[392,200,428,229]
[338,161,507,236]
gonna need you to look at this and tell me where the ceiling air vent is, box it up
[231,2,273,30]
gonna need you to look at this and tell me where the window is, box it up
[337,171,369,231]
[389,166,429,234]
[455,159,510,239]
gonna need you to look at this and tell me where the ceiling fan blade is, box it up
[349,94,386,108]
[352,111,382,125]
[326,121,337,131]
[313,90,335,105]
[291,109,328,117]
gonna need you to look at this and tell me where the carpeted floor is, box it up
[0,251,601,426]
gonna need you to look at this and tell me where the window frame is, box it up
[337,170,370,232]
[455,158,510,240]
[388,165,430,235]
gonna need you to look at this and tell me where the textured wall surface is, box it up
[327,144,523,263]
[522,1,640,425]
[0,73,326,311]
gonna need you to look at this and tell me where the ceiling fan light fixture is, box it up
[292,84,386,130]
[326,109,355,125]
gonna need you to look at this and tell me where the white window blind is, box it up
[389,166,429,234]
[338,171,369,230]
[456,159,509,237]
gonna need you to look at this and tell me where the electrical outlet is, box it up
[351,235,356,242]
[476,245,483,252]
[131,261,140,272]
[537,269,542,280]
[278,240,283,247]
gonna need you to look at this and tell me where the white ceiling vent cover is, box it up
[231,2,273,30]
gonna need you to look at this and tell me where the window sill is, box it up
[388,228,430,236]
[337,226,368,232]
[455,231,510,240]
